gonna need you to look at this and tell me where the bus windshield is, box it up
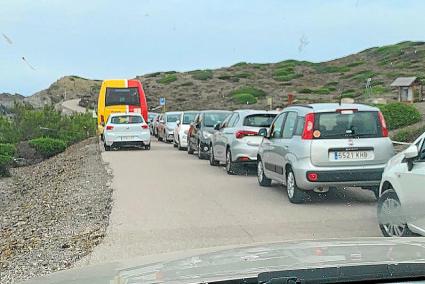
[105,87,140,107]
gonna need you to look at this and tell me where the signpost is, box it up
[159,97,166,112]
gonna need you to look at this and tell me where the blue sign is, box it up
[159,97,166,106]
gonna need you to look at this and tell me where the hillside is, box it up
[2,41,425,111]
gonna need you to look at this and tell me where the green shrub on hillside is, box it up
[378,103,421,130]
[298,88,313,94]
[393,125,425,142]
[0,154,13,176]
[157,74,178,84]
[274,73,303,82]
[235,72,253,78]
[346,61,365,67]
[230,87,266,104]
[231,87,266,98]
[348,70,376,81]
[341,89,357,98]
[29,138,67,158]
[371,85,390,95]
[191,70,213,80]
[0,144,16,157]
[315,65,350,73]
[232,62,248,67]
[233,93,257,104]
[0,116,19,143]
[180,81,194,87]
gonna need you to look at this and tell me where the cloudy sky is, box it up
[1,0,425,96]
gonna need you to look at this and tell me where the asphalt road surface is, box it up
[80,140,381,266]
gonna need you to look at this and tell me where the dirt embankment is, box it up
[0,138,113,283]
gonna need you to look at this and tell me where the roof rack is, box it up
[286,104,313,109]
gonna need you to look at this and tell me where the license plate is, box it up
[330,151,373,161]
[121,136,135,141]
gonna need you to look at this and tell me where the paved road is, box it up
[80,140,380,266]
[61,99,88,114]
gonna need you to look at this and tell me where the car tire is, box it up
[225,149,237,175]
[377,189,413,237]
[286,168,308,204]
[197,142,206,159]
[209,144,219,166]
[187,140,194,154]
[104,143,111,151]
[257,159,271,187]
[145,144,151,150]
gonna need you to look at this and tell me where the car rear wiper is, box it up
[258,263,425,283]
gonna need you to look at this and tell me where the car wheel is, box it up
[197,142,205,159]
[145,144,151,150]
[378,189,412,237]
[226,149,237,175]
[209,144,219,166]
[286,169,308,204]
[187,140,194,154]
[257,159,271,187]
[104,143,111,151]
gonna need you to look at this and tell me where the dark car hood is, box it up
[24,238,425,284]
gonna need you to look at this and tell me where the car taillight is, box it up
[378,111,388,137]
[235,130,258,139]
[307,172,318,181]
[142,124,149,129]
[302,113,315,140]
[106,125,114,130]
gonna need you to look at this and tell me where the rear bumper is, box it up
[105,133,151,146]
[306,168,384,183]
[292,159,386,190]
[111,141,149,148]
[231,143,259,163]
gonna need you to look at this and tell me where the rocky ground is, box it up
[0,138,113,283]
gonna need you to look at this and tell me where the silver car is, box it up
[157,111,182,142]
[257,103,394,204]
[210,110,278,174]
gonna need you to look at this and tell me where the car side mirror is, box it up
[214,123,220,130]
[404,145,419,171]
[258,128,268,137]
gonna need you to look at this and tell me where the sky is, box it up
[1,0,425,96]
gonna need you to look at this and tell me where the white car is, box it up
[103,113,151,151]
[173,111,198,150]
[377,131,425,237]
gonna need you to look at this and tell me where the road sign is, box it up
[159,97,166,106]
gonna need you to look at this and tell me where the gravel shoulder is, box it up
[0,138,113,283]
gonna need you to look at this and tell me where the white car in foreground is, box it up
[103,113,151,151]
[377,131,425,237]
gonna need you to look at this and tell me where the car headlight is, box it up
[203,132,212,139]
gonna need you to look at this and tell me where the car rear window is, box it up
[203,112,230,127]
[105,87,140,107]
[110,115,143,124]
[243,114,276,127]
[314,111,380,139]
[166,114,180,123]
[183,113,197,124]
